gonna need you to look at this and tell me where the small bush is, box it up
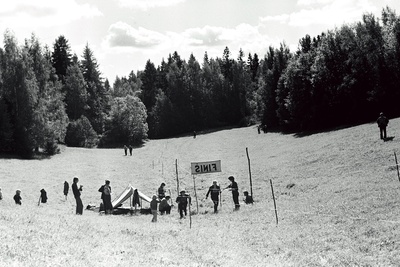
[65,116,98,148]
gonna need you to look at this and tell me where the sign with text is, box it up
[191,160,221,175]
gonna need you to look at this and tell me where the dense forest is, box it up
[1,7,400,158]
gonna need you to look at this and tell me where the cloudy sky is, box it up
[1,0,399,83]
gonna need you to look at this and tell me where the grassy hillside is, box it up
[1,118,400,266]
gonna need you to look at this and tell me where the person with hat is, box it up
[150,195,161,222]
[159,196,172,215]
[206,180,221,213]
[158,183,166,200]
[225,176,240,210]
[72,177,83,215]
[377,112,389,140]
[14,189,22,205]
[176,190,191,219]
[98,180,112,214]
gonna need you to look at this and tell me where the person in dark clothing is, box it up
[129,145,133,156]
[377,112,389,140]
[39,189,48,204]
[63,181,69,200]
[158,183,166,200]
[206,180,221,213]
[193,131,197,138]
[243,191,254,204]
[159,196,171,215]
[124,145,128,156]
[72,177,83,215]
[14,190,22,205]
[176,190,191,219]
[0,187,3,200]
[225,176,240,210]
[98,180,112,214]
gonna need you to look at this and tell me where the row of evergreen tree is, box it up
[1,7,399,157]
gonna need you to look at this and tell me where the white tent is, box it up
[111,185,151,208]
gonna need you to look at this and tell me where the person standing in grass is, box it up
[129,145,133,156]
[63,181,69,200]
[72,177,83,215]
[99,180,113,214]
[39,189,48,204]
[377,112,389,140]
[206,180,221,213]
[0,187,2,200]
[176,190,191,219]
[158,183,166,200]
[14,189,22,205]
[225,176,240,210]
[150,195,160,222]
[124,145,128,156]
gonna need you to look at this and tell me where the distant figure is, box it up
[158,183,166,200]
[39,189,48,204]
[124,145,128,156]
[99,180,112,214]
[225,176,240,210]
[243,191,254,205]
[0,187,2,200]
[63,181,69,200]
[72,177,83,215]
[206,180,221,213]
[129,145,133,156]
[257,125,261,134]
[150,195,160,222]
[176,190,191,219]
[133,189,140,208]
[193,131,197,138]
[159,196,171,215]
[14,190,22,205]
[377,112,389,140]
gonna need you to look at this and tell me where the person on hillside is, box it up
[176,190,191,219]
[14,189,22,205]
[63,181,69,200]
[158,183,166,200]
[225,176,240,210]
[99,180,113,214]
[150,195,160,222]
[243,191,254,205]
[0,187,3,200]
[72,177,83,215]
[124,145,128,156]
[377,112,389,140]
[193,131,197,138]
[129,145,133,156]
[159,196,172,215]
[206,180,221,213]
[39,189,48,204]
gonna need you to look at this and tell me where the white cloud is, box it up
[0,0,102,29]
[105,22,166,48]
[261,0,377,27]
[117,0,186,10]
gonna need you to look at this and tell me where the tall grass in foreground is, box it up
[1,119,400,266]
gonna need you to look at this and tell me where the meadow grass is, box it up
[1,118,400,266]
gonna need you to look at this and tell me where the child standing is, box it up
[150,195,160,222]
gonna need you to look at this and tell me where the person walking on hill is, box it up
[377,112,389,140]
[150,195,160,222]
[176,190,191,219]
[72,177,83,215]
[63,181,69,200]
[99,180,113,214]
[225,176,240,211]
[0,187,2,200]
[206,180,221,213]
[39,189,48,204]
[129,145,133,156]
[14,190,22,205]
[124,145,128,156]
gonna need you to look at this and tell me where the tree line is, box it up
[1,7,399,157]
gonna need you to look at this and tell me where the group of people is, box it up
[0,188,48,206]
[123,145,133,156]
[148,176,254,222]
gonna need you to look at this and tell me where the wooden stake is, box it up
[189,197,192,229]
[270,179,278,225]
[395,151,400,182]
[246,147,254,200]
[193,175,199,214]
[175,159,179,194]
